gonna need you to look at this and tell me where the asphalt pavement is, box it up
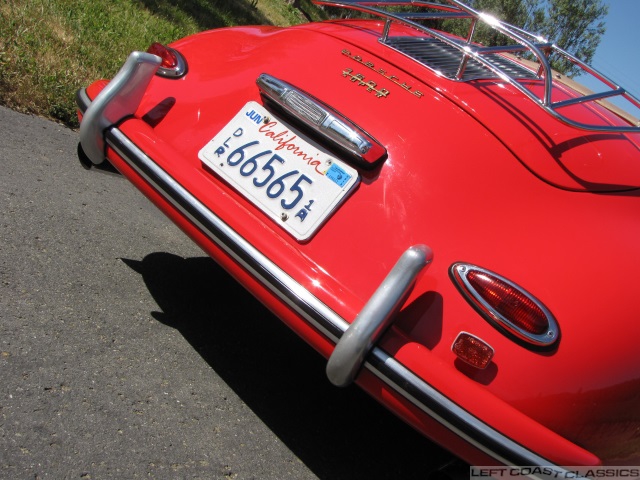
[0,106,456,479]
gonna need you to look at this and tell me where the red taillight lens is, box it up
[146,43,187,78]
[466,270,548,335]
[451,263,559,347]
[452,332,494,369]
[147,42,178,69]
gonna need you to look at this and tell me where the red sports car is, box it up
[76,0,640,471]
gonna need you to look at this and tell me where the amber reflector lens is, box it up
[452,333,494,369]
[147,43,177,69]
[466,270,548,335]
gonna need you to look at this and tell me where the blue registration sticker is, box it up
[326,163,352,188]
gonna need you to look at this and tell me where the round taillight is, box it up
[146,43,187,78]
[451,263,559,347]
[147,42,177,68]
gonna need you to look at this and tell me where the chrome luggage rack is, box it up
[313,0,640,133]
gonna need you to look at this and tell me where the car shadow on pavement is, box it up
[122,252,462,480]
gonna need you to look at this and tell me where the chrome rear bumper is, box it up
[104,126,565,470]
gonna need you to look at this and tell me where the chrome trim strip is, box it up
[79,51,161,165]
[75,88,91,115]
[256,73,387,167]
[107,129,348,344]
[326,245,433,387]
[103,126,570,473]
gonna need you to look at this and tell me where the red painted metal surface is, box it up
[80,14,640,467]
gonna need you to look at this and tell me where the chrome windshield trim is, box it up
[103,126,573,473]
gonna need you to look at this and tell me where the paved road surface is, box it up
[0,106,458,479]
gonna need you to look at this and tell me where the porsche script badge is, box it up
[342,49,424,99]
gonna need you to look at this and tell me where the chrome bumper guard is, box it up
[79,52,161,165]
[326,245,432,387]
[76,52,573,473]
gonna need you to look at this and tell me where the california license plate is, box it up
[199,102,359,241]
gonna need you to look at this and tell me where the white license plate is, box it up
[199,102,359,241]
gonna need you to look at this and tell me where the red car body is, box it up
[76,0,640,470]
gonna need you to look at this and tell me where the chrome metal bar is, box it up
[551,42,640,112]
[79,52,161,165]
[312,0,640,133]
[397,12,472,20]
[412,1,468,13]
[315,2,555,104]
[446,0,555,105]
[455,54,470,80]
[553,88,626,109]
[326,245,433,387]
[466,15,478,43]
[381,18,392,42]
[75,88,91,115]
[474,43,553,55]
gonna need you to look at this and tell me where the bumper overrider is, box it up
[76,52,596,473]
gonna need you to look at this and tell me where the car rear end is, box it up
[77,1,640,471]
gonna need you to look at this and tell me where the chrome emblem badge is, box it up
[342,68,390,98]
[342,49,424,99]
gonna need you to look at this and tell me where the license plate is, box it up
[198,101,359,241]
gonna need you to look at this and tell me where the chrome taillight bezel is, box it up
[450,263,559,348]
[148,43,187,78]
